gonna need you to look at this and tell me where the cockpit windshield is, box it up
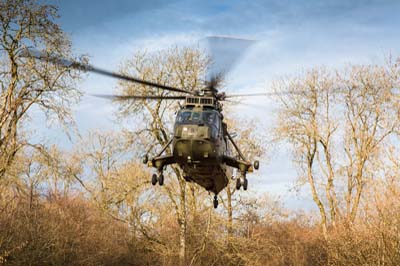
[175,110,220,139]
[176,110,218,125]
[177,111,192,123]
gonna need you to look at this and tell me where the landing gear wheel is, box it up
[236,178,241,190]
[151,174,157,186]
[158,174,164,186]
[213,195,218,209]
[243,178,248,191]
[142,154,148,164]
[254,160,259,170]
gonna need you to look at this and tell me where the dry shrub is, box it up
[2,186,400,266]
[326,220,400,266]
[220,221,326,266]
[0,192,157,266]
[183,211,327,266]
[325,184,400,266]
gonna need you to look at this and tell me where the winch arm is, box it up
[143,138,175,171]
[226,132,247,161]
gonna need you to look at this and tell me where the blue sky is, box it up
[36,0,400,210]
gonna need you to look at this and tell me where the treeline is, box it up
[1,0,400,265]
[1,173,400,266]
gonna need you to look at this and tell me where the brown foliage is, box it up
[0,192,155,266]
[2,178,400,266]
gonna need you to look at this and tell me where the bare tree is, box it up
[105,46,208,265]
[274,69,337,237]
[219,116,265,237]
[274,61,400,235]
[0,0,83,179]
[340,64,400,223]
[8,144,83,201]
[73,131,151,219]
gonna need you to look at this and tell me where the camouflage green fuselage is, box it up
[172,108,230,194]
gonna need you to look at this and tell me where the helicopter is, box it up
[22,37,270,208]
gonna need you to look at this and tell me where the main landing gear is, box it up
[151,172,164,186]
[236,174,248,191]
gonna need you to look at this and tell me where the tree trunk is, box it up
[349,160,366,223]
[322,143,338,226]
[307,140,328,239]
[308,164,328,239]
[178,177,187,266]
[226,185,233,237]
[350,171,364,223]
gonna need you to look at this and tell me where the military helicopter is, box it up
[23,37,270,208]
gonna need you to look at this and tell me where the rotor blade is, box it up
[224,99,268,109]
[93,94,187,101]
[204,36,256,85]
[224,91,307,99]
[20,49,194,95]
[225,92,274,98]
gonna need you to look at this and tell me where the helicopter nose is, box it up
[174,139,216,163]
[175,125,211,139]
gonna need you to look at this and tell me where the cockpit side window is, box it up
[203,111,220,138]
[202,112,215,124]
